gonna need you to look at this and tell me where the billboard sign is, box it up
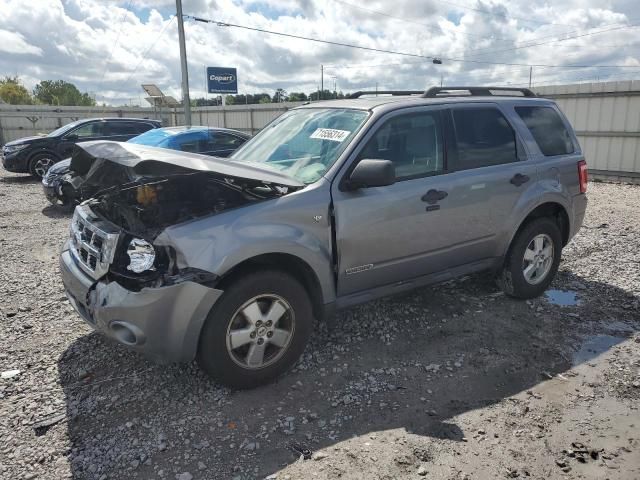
[207,67,238,94]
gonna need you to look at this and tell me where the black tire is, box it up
[497,217,562,299]
[197,270,313,389]
[29,153,58,178]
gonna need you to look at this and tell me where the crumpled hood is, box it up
[70,140,304,189]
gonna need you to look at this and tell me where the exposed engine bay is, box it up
[88,172,278,237]
[67,140,304,237]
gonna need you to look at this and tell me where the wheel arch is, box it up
[505,202,570,259]
[215,253,326,323]
[27,149,61,174]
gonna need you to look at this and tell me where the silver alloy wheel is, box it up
[225,294,295,370]
[33,157,55,178]
[522,233,554,285]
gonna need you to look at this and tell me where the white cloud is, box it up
[0,29,43,56]
[0,0,637,105]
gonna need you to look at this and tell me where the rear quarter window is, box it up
[515,106,575,156]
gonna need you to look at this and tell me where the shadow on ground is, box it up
[55,271,637,479]
[0,175,40,184]
[42,204,74,219]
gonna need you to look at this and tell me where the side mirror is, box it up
[64,133,78,141]
[346,159,395,190]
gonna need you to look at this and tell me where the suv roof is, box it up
[301,86,553,113]
[79,117,160,123]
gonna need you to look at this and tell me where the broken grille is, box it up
[69,205,120,279]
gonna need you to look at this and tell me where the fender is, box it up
[501,187,572,258]
[154,179,336,304]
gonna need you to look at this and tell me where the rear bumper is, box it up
[59,244,223,363]
[569,193,587,242]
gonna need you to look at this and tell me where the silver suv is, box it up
[59,86,588,389]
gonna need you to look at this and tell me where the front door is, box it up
[332,107,458,296]
[58,121,106,158]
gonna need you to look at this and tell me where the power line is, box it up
[450,22,639,59]
[98,0,134,100]
[191,15,639,70]
[123,16,176,87]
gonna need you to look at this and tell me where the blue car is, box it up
[42,126,250,205]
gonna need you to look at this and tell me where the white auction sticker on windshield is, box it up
[310,128,351,142]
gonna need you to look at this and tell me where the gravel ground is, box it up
[0,171,638,480]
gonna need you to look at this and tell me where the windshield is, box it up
[230,108,369,184]
[127,128,177,147]
[47,120,84,137]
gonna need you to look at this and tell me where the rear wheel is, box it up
[29,153,57,178]
[497,217,562,299]
[197,270,313,389]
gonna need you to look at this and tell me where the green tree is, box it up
[0,76,32,104]
[224,95,235,105]
[273,88,288,103]
[288,92,307,102]
[33,80,96,106]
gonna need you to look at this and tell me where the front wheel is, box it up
[29,153,57,178]
[497,218,562,299]
[197,270,313,389]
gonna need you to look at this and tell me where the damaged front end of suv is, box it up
[59,141,303,363]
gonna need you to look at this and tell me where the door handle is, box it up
[421,189,448,204]
[510,173,530,187]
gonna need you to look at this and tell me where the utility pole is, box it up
[176,0,191,126]
[529,66,533,88]
[320,64,324,101]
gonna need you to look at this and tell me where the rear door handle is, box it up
[510,173,530,187]
[421,189,448,204]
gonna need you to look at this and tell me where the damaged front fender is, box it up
[60,247,223,363]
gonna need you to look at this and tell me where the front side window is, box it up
[69,122,104,138]
[231,108,369,184]
[515,106,574,156]
[356,111,444,180]
[451,107,517,170]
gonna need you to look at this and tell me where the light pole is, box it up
[176,0,191,126]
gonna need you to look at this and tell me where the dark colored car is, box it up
[42,126,250,205]
[1,117,161,178]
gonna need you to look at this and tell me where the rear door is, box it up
[441,103,538,261]
[105,121,151,142]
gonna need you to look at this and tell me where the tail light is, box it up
[578,160,588,193]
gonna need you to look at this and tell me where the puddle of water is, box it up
[545,289,580,307]
[572,334,625,365]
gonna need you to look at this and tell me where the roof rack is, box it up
[423,86,536,98]
[348,90,424,99]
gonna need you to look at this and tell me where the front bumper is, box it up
[59,243,223,363]
[42,179,59,204]
[1,150,29,173]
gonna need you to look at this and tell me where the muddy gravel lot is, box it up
[0,171,639,480]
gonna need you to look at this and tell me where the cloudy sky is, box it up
[0,0,638,105]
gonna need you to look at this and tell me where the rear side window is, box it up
[451,107,517,170]
[357,111,444,180]
[168,131,209,153]
[515,106,574,156]
[108,121,150,136]
[208,132,246,150]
